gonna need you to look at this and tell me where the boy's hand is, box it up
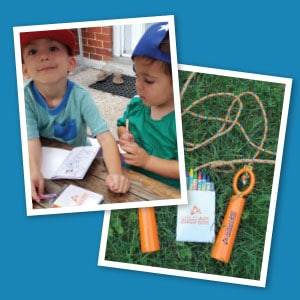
[28,138,44,202]
[105,174,130,194]
[30,170,44,202]
[122,143,150,168]
[119,132,135,149]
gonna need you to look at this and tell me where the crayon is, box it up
[186,170,190,189]
[192,170,198,190]
[209,182,215,191]
[197,172,204,191]
[205,174,211,191]
[39,193,57,200]
[125,117,129,134]
[188,169,194,190]
[201,173,207,191]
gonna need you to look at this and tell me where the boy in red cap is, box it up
[117,22,179,189]
[21,29,130,202]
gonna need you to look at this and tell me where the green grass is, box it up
[104,70,286,280]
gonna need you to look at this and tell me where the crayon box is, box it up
[176,190,215,243]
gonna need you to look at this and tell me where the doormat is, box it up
[89,74,136,99]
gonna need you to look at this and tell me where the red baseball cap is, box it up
[20,29,76,56]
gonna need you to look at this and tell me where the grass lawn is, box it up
[104,70,286,280]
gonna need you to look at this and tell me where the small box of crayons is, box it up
[176,169,215,243]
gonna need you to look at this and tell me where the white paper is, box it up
[41,145,100,179]
[41,147,70,179]
[53,184,104,207]
[176,190,215,243]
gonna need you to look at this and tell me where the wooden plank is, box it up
[32,138,181,209]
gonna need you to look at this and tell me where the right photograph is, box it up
[99,64,292,287]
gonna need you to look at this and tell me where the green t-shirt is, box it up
[25,79,108,147]
[117,96,179,189]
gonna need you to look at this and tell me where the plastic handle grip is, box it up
[211,194,245,263]
[138,207,160,253]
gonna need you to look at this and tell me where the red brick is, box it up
[86,46,97,55]
[90,53,103,60]
[95,48,111,56]
[103,41,112,49]
[95,33,111,42]
[88,27,102,33]
[88,39,103,48]
[83,51,90,58]
[101,26,112,35]
[82,31,95,40]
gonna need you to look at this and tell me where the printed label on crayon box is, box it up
[181,215,209,225]
[176,190,215,243]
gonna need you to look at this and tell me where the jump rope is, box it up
[139,71,276,262]
[181,72,276,173]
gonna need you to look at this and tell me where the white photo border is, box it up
[98,64,293,288]
[13,15,187,216]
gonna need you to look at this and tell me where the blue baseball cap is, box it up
[132,22,171,64]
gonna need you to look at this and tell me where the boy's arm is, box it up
[28,138,44,201]
[143,155,179,179]
[117,126,125,139]
[123,143,179,179]
[96,131,130,193]
[97,131,123,174]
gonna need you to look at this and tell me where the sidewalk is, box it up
[69,60,134,140]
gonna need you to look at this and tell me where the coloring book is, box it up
[53,184,104,207]
[41,145,100,180]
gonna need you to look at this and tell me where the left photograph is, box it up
[13,16,187,216]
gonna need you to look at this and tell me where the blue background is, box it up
[1,0,298,298]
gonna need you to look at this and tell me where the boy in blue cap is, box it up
[117,22,179,189]
[21,29,130,202]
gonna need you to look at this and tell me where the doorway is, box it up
[113,23,153,58]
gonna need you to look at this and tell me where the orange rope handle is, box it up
[232,167,255,196]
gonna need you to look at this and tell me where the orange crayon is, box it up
[138,207,160,253]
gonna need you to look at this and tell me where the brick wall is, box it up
[73,26,113,62]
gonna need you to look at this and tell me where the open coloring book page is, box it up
[41,145,100,180]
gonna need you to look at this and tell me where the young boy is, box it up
[117,22,180,189]
[21,29,130,202]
